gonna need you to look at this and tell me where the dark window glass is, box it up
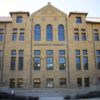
[12,33,17,41]
[19,33,24,41]
[34,57,40,70]
[59,57,66,70]
[34,50,40,55]
[84,77,89,87]
[11,57,16,70]
[83,50,87,55]
[34,24,41,41]
[17,78,23,88]
[58,25,65,41]
[0,50,3,57]
[76,17,82,23]
[46,24,53,41]
[18,57,23,70]
[16,16,22,23]
[11,50,16,56]
[59,78,66,88]
[94,33,99,41]
[74,33,79,41]
[96,56,100,69]
[46,78,54,88]
[76,50,80,55]
[10,79,15,88]
[33,78,40,88]
[82,33,86,40]
[83,56,88,70]
[76,56,81,70]
[96,50,100,55]
[46,57,53,70]
[77,78,82,87]
[0,57,2,70]
[59,50,65,55]
[19,50,24,56]
[0,33,3,41]
[46,50,53,55]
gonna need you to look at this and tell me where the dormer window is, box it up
[76,17,82,23]
[16,16,22,23]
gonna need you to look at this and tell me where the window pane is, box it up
[0,50,3,57]
[77,78,82,87]
[83,50,87,55]
[17,78,23,88]
[0,33,3,41]
[76,56,81,70]
[84,77,89,87]
[10,79,15,88]
[76,17,82,23]
[11,50,16,56]
[11,57,16,70]
[74,33,79,41]
[34,57,40,70]
[34,50,40,55]
[12,33,17,41]
[83,56,88,70]
[59,78,66,88]
[46,78,54,88]
[18,57,23,70]
[76,50,80,55]
[96,50,100,55]
[46,50,53,55]
[82,33,86,40]
[0,57,2,70]
[46,24,53,41]
[58,25,65,41]
[46,57,53,70]
[19,50,24,56]
[59,50,65,55]
[19,33,24,41]
[34,24,41,41]
[33,78,40,88]
[94,33,99,41]
[59,57,66,70]
[96,56,100,69]
[16,16,22,23]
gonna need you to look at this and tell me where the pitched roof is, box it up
[86,17,100,23]
[0,17,12,22]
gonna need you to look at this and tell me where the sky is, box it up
[0,0,100,17]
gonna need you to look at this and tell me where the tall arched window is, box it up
[58,24,65,41]
[34,24,41,41]
[46,24,53,41]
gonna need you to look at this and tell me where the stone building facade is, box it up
[0,3,100,90]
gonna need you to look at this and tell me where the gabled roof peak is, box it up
[48,2,51,5]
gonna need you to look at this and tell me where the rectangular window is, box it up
[76,17,82,23]
[77,78,82,87]
[34,57,40,70]
[34,50,40,55]
[12,33,17,41]
[82,33,86,41]
[96,50,100,69]
[59,57,66,70]
[83,50,87,55]
[33,78,40,88]
[46,57,53,70]
[19,50,24,56]
[74,33,79,41]
[10,79,15,88]
[11,50,16,56]
[76,56,81,70]
[18,57,23,70]
[19,29,24,41]
[94,29,99,41]
[0,29,4,41]
[76,50,80,55]
[17,78,23,88]
[59,78,66,88]
[0,33,3,41]
[83,56,88,70]
[98,77,100,83]
[46,50,53,55]
[84,77,89,87]
[16,16,22,23]
[11,57,16,70]
[46,78,54,88]
[59,50,65,55]
[0,57,2,70]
